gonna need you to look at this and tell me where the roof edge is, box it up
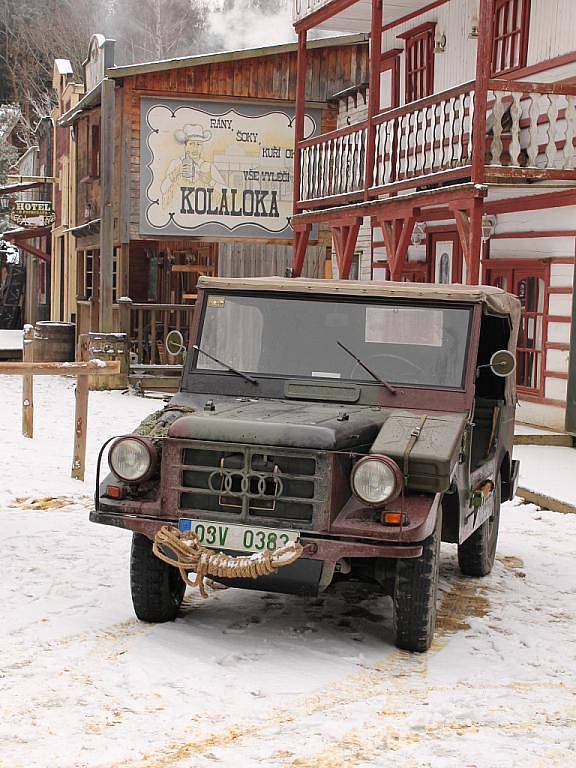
[106,34,369,80]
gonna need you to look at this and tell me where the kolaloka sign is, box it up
[293,0,334,22]
[140,99,318,239]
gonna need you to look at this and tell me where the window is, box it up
[193,293,473,390]
[401,23,435,103]
[492,0,531,76]
[90,124,101,178]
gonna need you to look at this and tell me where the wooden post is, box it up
[99,77,116,333]
[365,0,383,198]
[293,29,308,217]
[471,0,496,184]
[118,296,133,336]
[22,326,34,438]
[72,374,90,481]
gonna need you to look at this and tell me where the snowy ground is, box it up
[1,376,575,768]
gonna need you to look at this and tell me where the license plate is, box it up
[178,518,300,554]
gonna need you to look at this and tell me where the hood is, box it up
[168,397,389,450]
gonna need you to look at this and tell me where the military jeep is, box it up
[92,277,521,652]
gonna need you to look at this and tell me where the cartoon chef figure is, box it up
[161,124,226,206]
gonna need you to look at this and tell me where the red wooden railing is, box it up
[296,79,576,206]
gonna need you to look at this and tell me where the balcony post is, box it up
[294,29,308,216]
[365,0,383,199]
[472,0,496,185]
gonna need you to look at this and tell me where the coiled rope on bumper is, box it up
[152,525,304,598]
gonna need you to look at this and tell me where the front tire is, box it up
[393,509,442,653]
[130,533,186,622]
[458,474,501,577]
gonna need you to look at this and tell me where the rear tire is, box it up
[458,475,501,577]
[393,509,442,653]
[130,533,186,622]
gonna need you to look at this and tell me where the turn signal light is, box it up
[382,512,404,526]
[106,485,126,500]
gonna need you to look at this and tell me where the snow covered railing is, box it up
[0,335,121,482]
[295,79,576,206]
[486,79,576,180]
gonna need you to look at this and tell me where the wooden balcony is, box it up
[297,79,576,209]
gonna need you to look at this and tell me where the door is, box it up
[430,232,463,285]
[379,50,401,113]
[486,261,548,397]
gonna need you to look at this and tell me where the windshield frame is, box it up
[183,288,482,412]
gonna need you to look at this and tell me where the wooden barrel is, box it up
[33,321,76,362]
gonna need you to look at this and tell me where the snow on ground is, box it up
[1,376,575,768]
[515,443,576,507]
[0,329,23,351]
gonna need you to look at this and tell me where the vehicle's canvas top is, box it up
[198,277,521,328]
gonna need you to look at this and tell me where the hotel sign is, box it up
[140,99,318,239]
[10,201,55,228]
[293,0,334,22]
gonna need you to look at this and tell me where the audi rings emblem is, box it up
[208,469,284,498]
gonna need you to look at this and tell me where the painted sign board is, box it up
[293,0,334,22]
[10,201,55,228]
[140,98,318,240]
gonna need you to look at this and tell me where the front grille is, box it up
[172,441,329,525]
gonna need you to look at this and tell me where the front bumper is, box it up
[90,507,425,560]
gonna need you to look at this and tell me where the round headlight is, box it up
[351,456,403,506]
[109,437,155,483]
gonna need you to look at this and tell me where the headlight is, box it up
[109,437,156,483]
[351,456,403,506]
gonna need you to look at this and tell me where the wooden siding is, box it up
[381,0,479,100]
[527,0,576,69]
[218,242,325,279]
[124,44,368,241]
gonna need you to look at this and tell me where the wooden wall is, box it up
[120,43,369,243]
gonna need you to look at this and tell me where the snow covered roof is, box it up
[106,34,368,80]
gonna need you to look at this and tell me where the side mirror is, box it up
[489,350,516,378]
[165,330,186,357]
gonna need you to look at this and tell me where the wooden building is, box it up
[58,34,369,364]
[51,59,83,323]
[292,0,576,432]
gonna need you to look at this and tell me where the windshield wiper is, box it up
[193,344,259,386]
[337,340,396,395]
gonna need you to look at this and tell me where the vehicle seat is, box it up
[471,398,502,469]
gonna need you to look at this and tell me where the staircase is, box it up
[0,262,25,329]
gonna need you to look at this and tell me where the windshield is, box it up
[194,293,473,389]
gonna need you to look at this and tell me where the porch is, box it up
[296,79,576,208]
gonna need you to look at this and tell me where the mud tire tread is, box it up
[393,510,442,653]
[130,533,185,623]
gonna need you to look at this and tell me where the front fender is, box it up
[331,492,443,543]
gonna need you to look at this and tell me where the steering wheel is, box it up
[348,353,425,379]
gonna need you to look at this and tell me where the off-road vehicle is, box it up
[92,277,520,652]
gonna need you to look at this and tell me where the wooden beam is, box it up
[22,326,34,439]
[365,0,383,198]
[293,224,312,277]
[331,218,362,279]
[99,78,116,333]
[293,29,308,218]
[72,375,90,481]
[472,0,495,184]
[0,361,120,376]
[293,183,486,227]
